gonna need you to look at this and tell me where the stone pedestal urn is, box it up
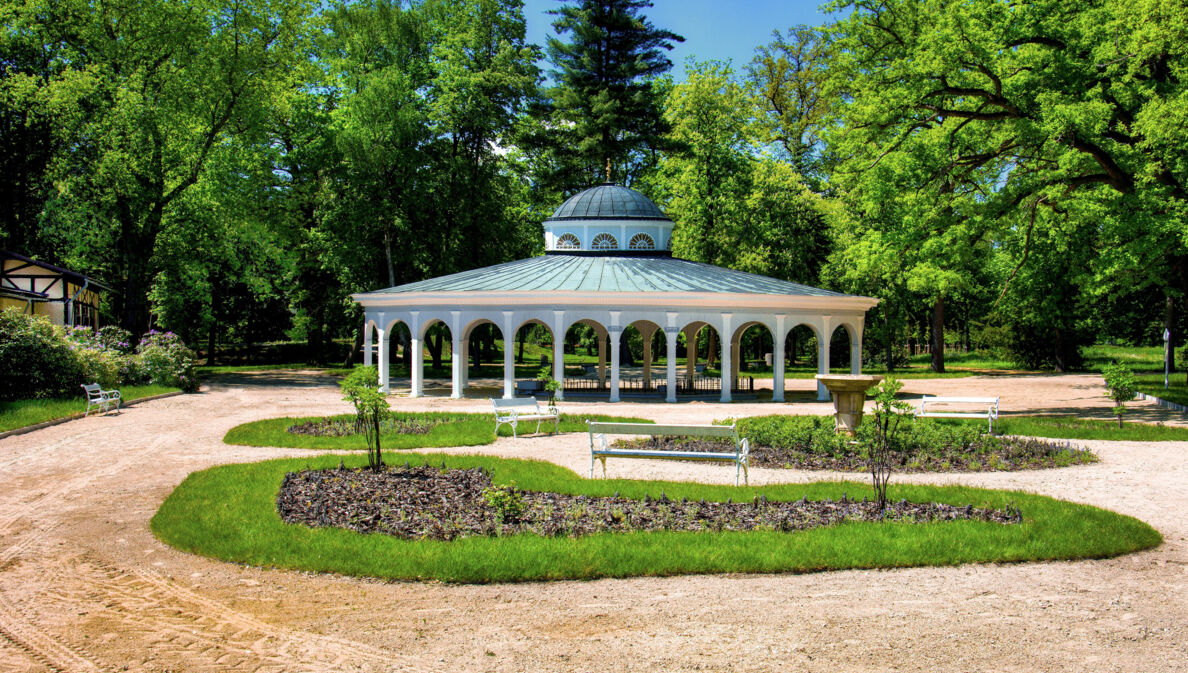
[814,374,885,436]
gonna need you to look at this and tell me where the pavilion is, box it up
[352,184,879,402]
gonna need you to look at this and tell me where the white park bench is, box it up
[81,383,121,416]
[915,395,1000,432]
[491,397,559,438]
[587,421,750,485]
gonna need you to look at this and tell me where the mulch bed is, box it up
[287,416,444,437]
[277,465,1021,541]
[615,436,1096,472]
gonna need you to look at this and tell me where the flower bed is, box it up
[277,464,1022,541]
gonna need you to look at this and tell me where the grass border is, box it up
[0,389,185,439]
[151,452,1161,584]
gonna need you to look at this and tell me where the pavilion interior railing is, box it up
[562,375,754,394]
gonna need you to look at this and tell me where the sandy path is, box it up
[0,371,1185,672]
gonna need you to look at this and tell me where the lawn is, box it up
[223,411,653,450]
[151,452,1161,584]
[937,415,1188,442]
[0,384,182,434]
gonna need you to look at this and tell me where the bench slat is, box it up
[587,422,736,438]
[593,449,739,461]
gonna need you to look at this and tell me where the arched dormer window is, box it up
[591,233,618,250]
[628,233,655,250]
[555,233,580,250]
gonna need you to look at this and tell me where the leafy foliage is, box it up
[1102,363,1139,428]
[864,378,912,510]
[339,366,391,471]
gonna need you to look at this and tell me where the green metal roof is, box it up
[547,184,670,221]
[363,254,852,297]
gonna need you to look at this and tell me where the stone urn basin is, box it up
[814,374,885,436]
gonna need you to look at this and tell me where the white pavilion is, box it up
[353,184,879,402]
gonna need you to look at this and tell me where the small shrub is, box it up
[95,326,135,354]
[137,330,198,392]
[483,482,526,524]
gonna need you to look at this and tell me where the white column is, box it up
[376,325,389,392]
[450,322,463,400]
[460,334,470,388]
[719,314,733,403]
[502,312,515,399]
[851,331,862,375]
[730,339,740,390]
[609,328,622,402]
[665,330,678,403]
[363,321,373,367]
[772,317,786,402]
[553,311,566,401]
[817,330,831,401]
[410,323,424,399]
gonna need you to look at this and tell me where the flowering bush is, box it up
[0,309,199,399]
[137,330,198,392]
[0,309,86,400]
[96,326,135,354]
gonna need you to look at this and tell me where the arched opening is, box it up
[624,320,664,392]
[830,323,861,374]
[679,321,724,397]
[731,321,775,397]
[785,323,821,372]
[461,319,508,396]
[564,318,609,393]
[555,233,580,250]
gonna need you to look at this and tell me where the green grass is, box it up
[1083,345,1166,372]
[935,415,1188,442]
[0,385,182,434]
[223,412,653,450]
[150,452,1161,584]
[1134,373,1188,406]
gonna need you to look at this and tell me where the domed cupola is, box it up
[543,183,673,254]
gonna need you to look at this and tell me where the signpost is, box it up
[1165,328,1171,389]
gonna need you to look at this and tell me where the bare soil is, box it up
[0,370,1185,672]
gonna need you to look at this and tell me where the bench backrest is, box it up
[587,421,738,447]
[920,396,999,404]
[492,397,541,412]
[81,383,103,400]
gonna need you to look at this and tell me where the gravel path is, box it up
[0,371,1185,672]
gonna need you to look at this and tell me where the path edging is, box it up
[1137,391,1188,414]
[0,391,187,440]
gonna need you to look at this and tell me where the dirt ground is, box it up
[0,371,1186,672]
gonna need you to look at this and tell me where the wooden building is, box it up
[0,250,110,330]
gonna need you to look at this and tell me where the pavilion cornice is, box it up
[352,290,879,312]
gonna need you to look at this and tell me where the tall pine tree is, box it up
[526,0,683,191]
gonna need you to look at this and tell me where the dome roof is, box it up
[547,184,670,221]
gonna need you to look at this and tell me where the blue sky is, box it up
[521,0,832,80]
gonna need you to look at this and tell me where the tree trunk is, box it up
[788,330,797,365]
[706,330,718,368]
[517,328,525,363]
[427,328,443,370]
[206,317,217,366]
[930,297,945,373]
[883,302,894,371]
[343,323,363,368]
[383,230,396,288]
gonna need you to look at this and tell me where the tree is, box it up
[864,377,911,510]
[1102,363,1138,429]
[15,0,312,334]
[656,60,832,286]
[747,25,832,183]
[340,365,390,471]
[821,0,1188,367]
[529,0,683,189]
